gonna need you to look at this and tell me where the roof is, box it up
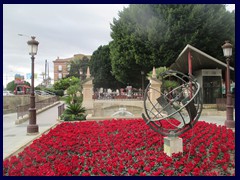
[53,54,91,63]
[73,54,91,59]
[169,44,235,80]
[53,57,72,63]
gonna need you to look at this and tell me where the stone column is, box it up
[82,67,94,111]
[148,67,162,104]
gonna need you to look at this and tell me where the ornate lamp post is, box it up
[27,36,39,134]
[141,71,145,98]
[222,40,235,128]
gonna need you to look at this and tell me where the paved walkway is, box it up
[198,115,226,126]
[3,102,64,159]
[3,107,234,160]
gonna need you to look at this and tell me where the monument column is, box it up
[148,67,162,104]
[82,67,94,111]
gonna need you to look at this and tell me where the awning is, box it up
[169,44,235,80]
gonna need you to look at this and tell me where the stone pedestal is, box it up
[82,78,94,110]
[164,136,183,157]
[82,67,94,111]
[149,77,161,103]
[148,67,162,104]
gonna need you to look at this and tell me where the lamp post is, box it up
[27,36,39,134]
[79,68,83,80]
[141,70,145,98]
[222,40,235,128]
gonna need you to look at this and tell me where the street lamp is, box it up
[141,70,145,98]
[222,40,235,128]
[27,36,39,134]
[79,68,83,80]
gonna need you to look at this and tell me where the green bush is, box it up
[54,90,64,96]
[60,103,86,121]
[60,113,86,121]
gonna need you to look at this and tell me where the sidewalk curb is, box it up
[3,121,61,161]
[15,101,61,125]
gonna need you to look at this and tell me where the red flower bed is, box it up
[3,119,235,176]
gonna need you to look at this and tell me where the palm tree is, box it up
[61,103,86,121]
[67,56,90,80]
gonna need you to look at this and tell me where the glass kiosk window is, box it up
[203,76,221,104]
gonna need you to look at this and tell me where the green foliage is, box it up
[53,76,81,93]
[55,76,85,121]
[64,103,85,115]
[61,103,86,121]
[62,95,72,105]
[61,77,82,104]
[110,4,235,85]
[53,90,64,96]
[35,86,41,90]
[89,45,125,89]
[66,56,90,80]
[148,66,179,92]
[34,86,64,96]
[148,66,168,79]
[62,91,82,105]
[6,80,30,92]
[161,80,179,92]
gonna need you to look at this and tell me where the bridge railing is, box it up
[58,103,65,117]
[16,96,59,119]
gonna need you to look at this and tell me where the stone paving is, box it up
[3,102,63,159]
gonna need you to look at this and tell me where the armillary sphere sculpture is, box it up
[142,70,202,137]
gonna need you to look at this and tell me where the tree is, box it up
[60,103,86,121]
[57,76,86,121]
[89,45,124,90]
[66,56,90,80]
[147,66,168,79]
[110,4,235,86]
[53,76,81,92]
[6,80,30,92]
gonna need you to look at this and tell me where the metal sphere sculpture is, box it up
[142,70,202,137]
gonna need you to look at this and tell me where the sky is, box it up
[3,4,129,88]
[3,4,235,88]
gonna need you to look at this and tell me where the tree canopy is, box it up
[6,80,30,92]
[53,76,81,92]
[66,56,90,80]
[110,4,235,86]
[89,45,124,90]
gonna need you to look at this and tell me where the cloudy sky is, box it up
[3,4,129,87]
[3,4,235,88]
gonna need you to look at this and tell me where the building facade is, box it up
[53,54,91,82]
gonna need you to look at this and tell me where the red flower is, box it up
[3,119,235,176]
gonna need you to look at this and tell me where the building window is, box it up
[58,65,62,71]
[58,73,62,79]
[67,64,71,72]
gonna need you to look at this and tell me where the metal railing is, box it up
[58,103,65,117]
[16,96,59,119]
[93,92,144,101]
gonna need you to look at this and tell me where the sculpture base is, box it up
[164,136,183,157]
